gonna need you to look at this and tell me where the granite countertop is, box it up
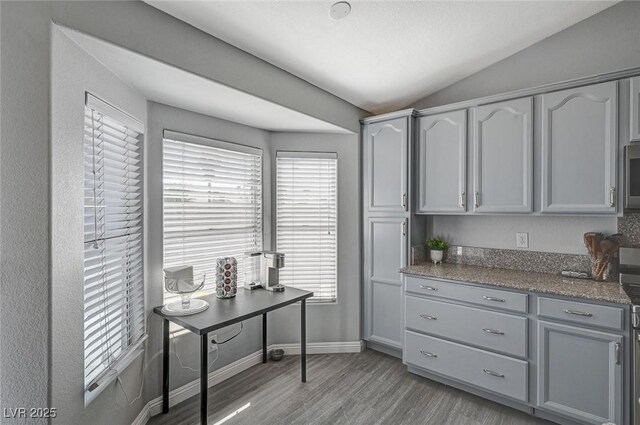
[400,262,631,305]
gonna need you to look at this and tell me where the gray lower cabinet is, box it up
[364,216,407,349]
[631,76,640,141]
[363,117,409,213]
[540,81,618,214]
[405,330,528,402]
[402,274,628,425]
[471,97,533,213]
[537,320,623,425]
[417,110,467,213]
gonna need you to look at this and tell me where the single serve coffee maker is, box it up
[244,251,285,291]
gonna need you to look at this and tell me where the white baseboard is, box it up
[131,340,363,425]
[272,340,365,355]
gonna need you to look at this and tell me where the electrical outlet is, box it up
[516,232,529,248]
[456,246,463,255]
[208,334,218,353]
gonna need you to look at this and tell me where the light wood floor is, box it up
[149,349,552,425]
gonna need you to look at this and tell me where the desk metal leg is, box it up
[201,334,208,425]
[262,313,268,364]
[301,299,306,383]
[162,318,170,414]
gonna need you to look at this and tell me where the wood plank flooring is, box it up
[148,349,552,425]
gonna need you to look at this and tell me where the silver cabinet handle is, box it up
[483,295,505,302]
[615,342,621,365]
[402,221,406,236]
[474,192,480,208]
[420,314,437,320]
[483,328,504,335]
[459,192,466,208]
[402,192,407,209]
[420,350,437,358]
[609,187,616,207]
[420,285,438,291]
[482,369,505,378]
[564,309,592,317]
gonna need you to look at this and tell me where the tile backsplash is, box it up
[412,244,592,276]
[618,212,640,248]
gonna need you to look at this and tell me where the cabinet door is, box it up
[472,97,532,213]
[631,76,640,141]
[418,110,467,213]
[363,217,407,349]
[541,81,618,214]
[364,118,408,213]
[537,320,623,425]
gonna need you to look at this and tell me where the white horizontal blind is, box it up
[276,153,338,302]
[83,102,145,390]
[163,135,262,299]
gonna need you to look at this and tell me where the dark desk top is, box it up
[153,287,313,335]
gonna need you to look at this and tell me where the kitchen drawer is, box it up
[405,330,528,402]
[405,276,528,313]
[406,296,527,357]
[537,297,624,331]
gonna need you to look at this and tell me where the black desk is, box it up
[153,287,313,425]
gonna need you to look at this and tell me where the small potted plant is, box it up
[426,237,448,264]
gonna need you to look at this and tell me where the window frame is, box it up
[161,130,264,301]
[275,150,339,304]
[83,93,146,404]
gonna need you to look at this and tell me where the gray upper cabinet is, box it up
[418,110,467,213]
[363,216,407,349]
[631,76,640,141]
[537,320,623,425]
[540,81,618,214]
[471,97,533,213]
[364,117,408,213]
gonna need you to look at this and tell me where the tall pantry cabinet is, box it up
[362,110,419,354]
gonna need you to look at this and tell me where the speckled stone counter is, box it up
[400,262,631,305]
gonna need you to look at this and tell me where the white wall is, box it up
[1,3,53,421]
[410,1,639,255]
[431,215,617,255]
[0,1,366,423]
[410,1,640,110]
[268,132,361,344]
[50,27,148,425]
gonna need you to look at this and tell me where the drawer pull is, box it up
[420,285,438,291]
[419,314,437,320]
[482,369,505,378]
[483,295,505,302]
[483,328,504,335]
[420,350,437,358]
[564,309,593,317]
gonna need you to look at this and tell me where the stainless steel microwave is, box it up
[626,144,640,209]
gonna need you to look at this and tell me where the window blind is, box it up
[276,152,338,302]
[162,132,262,299]
[83,95,145,391]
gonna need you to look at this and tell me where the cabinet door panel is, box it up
[365,118,408,213]
[364,217,406,348]
[631,76,640,141]
[541,82,617,213]
[537,320,622,425]
[472,97,532,213]
[418,110,467,213]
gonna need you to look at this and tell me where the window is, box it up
[162,131,262,298]
[276,152,338,302]
[83,94,145,392]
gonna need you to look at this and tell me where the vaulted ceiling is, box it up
[147,1,617,114]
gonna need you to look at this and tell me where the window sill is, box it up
[84,335,147,407]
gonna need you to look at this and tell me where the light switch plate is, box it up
[516,232,529,248]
